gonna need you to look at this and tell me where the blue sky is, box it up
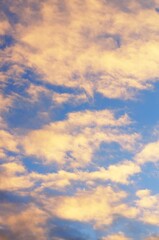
[1,0,159,239]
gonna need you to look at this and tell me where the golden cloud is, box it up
[102,233,131,240]
[22,109,138,166]
[4,0,159,99]
[42,186,138,228]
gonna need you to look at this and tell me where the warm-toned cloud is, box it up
[3,0,159,99]
[26,84,50,102]
[145,237,159,240]
[0,130,18,158]
[136,141,159,164]
[22,109,138,166]
[1,1,159,239]
[102,233,131,240]
[0,94,13,112]
[136,189,159,226]
[0,203,47,240]
[31,160,140,193]
[53,92,88,105]
[0,161,33,191]
[42,186,138,228]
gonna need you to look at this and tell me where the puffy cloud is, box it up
[136,141,159,164]
[136,189,159,226]
[0,161,33,191]
[43,186,138,228]
[99,160,140,184]
[0,203,47,240]
[22,109,138,166]
[102,233,131,240]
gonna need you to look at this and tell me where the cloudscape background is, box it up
[1,0,159,239]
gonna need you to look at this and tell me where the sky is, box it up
[1,0,159,239]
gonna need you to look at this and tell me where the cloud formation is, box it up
[42,186,138,228]
[22,109,138,166]
[1,0,159,100]
[1,0,159,239]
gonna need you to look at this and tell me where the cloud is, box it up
[136,141,159,164]
[2,0,159,99]
[1,1,159,239]
[0,130,18,158]
[0,203,47,240]
[42,186,138,228]
[136,189,159,226]
[0,94,13,112]
[26,83,50,102]
[52,92,88,105]
[145,237,159,240]
[101,233,131,240]
[22,109,138,166]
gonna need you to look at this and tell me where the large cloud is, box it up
[136,141,159,164]
[2,0,159,99]
[22,109,138,166]
[42,186,138,228]
[136,189,159,226]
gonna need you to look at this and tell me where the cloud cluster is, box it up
[0,202,47,240]
[1,0,159,99]
[22,109,138,167]
[102,233,131,240]
[136,189,159,226]
[136,140,159,164]
[42,186,138,228]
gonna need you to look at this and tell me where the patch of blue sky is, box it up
[0,35,15,50]
[22,156,59,174]
[92,142,134,168]
[48,218,97,240]
[0,190,32,204]
[136,162,159,194]
[6,94,52,130]
[125,82,159,134]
